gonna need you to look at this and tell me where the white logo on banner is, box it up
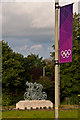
[61,49,71,58]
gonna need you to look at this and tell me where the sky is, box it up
[1,0,80,59]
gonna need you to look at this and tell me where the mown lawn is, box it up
[2,110,79,118]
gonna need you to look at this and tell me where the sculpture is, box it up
[24,81,47,100]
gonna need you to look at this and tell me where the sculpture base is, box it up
[16,100,53,110]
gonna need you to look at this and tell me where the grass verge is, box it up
[2,110,79,119]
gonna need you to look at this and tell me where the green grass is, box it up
[2,110,79,118]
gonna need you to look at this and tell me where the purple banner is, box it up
[59,4,73,63]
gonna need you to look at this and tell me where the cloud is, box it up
[30,44,42,50]
[60,0,79,3]
[12,44,27,53]
[78,1,80,13]
[31,3,55,29]
[2,2,79,59]
[2,2,54,38]
[48,46,53,51]
[19,44,27,51]
[1,0,80,2]
[2,2,78,39]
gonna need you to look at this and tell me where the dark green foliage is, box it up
[25,107,27,110]
[40,107,42,109]
[37,76,53,89]
[20,53,45,83]
[50,13,80,103]
[31,107,33,110]
[2,13,80,106]
[24,54,45,82]
[60,13,80,102]
[2,41,46,105]
[45,58,55,81]
[0,41,2,107]
[37,76,54,102]
[11,107,13,110]
[2,40,25,105]
[26,54,45,69]
[49,106,51,109]
[2,93,12,106]
[43,106,47,109]
[36,58,55,102]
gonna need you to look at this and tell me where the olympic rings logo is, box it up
[61,49,71,58]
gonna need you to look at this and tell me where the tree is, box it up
[0,41,2,106]
[2,42,46,105]
[24,54,45,82]
[37,76,54,102]
[50,13,80,103]
[2,41,25,105]
[45,58,55,81]
[25,54,45,68]
[60,13,80,102]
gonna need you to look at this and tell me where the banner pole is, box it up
[55,0,59,119]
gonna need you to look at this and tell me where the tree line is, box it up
[2,13,80,106]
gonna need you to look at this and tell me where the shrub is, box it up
[49,106,51,109]
[31,107,33,110]
[43,106,47,109]
[7,106,9,110]
[11,107,13,110]
[2,93,12,106]
[25,107,27,110]
[53,106,54,109]
[40,107,42,109]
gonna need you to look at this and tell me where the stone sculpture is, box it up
[24,81,47,100]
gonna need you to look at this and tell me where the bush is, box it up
[2,92,24,106]
[36,107,38,109]
[2,93,12,106]
[25,107,27,110]
[36,76,54,102]
[49,106,51,109]
[43,106,47,109]
[53,106,54,109]
[37,76,53,90]
[11,107,13,110]
[40,107,42,109]
[31,107,33,110]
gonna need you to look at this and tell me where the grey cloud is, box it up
[2,2,55,55]
[3,33,54,58]
[2,2,54,37]
[30,44,42,50]
[78,1,80,13]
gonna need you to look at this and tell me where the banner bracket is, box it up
[55,3,60,9]
[54,60,59,65]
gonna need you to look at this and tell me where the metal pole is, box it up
[55,0,59,119]
[43,66,45,77]
[58,64,60,106]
